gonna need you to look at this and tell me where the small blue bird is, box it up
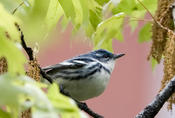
[42,49,124,101]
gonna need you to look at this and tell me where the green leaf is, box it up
[47,83,81,118]
[0,38,26,75]
[15,0,55,42]
[72,0,84,29]
[79,0,89,25]
[95,0,110,6]
[0,109,11,118]
[89,10,102,30]
[129,20,138,32]
[61,16,70,31]
[0,74,60,118]
[15,0,90,42]
[129,10,146,31]
[0,4,21,42]
[0,74,24,118]
[0,3,26,75]
[151,57,158,70]
[58,0,75,20]
[112,0,156,31]
[58,0,89,29]
[136,0,157,14]
[85,23,95,37]
[89,0,103,29]
[114,30,123,41]
[84,0,103,37]
[112,0,137,14]
[1,0,62,42]
[94,36,113,51]
[93,13,125,51]
[0,37,26,74]
[18,76,59,118]
[138,23,152,43]
[0,76,19,106]
[23,82,58,118]
[45,0,64,30]
[21,0,30,7]
[0,0,22,13]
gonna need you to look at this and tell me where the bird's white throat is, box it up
[99,60,116,73]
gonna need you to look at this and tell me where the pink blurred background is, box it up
[38,23,174,118]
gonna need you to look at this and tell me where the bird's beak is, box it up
[113,53,125,60]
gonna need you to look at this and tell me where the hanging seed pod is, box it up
[21,109,32,118]
[160,31,175,110]
[0,57,8,74]
[26,58,40,82]
[147,0,175,110]
[21,58,40,118]
[148,0,174,63]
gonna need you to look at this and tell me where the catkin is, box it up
[148,0,175,110]
[0,57,8,74]
[26,58,40,82]
[21,109,32,118]
[161,31,175,110]
[21,58,40,118]
[148,0,174,63]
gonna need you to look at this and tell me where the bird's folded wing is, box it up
[42,59,101,80]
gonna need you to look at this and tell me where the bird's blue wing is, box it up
[42,58,101,80]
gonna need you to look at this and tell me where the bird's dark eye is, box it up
[103,55,108,58]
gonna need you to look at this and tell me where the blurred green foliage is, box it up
[0,0,157,117]
[0,74,82,118]
[93,13,125,51]
[138,23,152,43]
[0,4,26,75]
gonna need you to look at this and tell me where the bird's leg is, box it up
[76,100,104,118]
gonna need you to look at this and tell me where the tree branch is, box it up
[136,76,175,118]
[76,101,104,118]
[15,23,33,61]
[15,23,53,83]
[20,31,34,61]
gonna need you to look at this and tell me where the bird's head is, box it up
[89,49,125,62]
[85,49,125,72]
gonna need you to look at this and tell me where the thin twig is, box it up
[137,0,157,22]
[136,76,175,118]
[12,2,24,14]
[125,16,153,22]
[136,0,175,34]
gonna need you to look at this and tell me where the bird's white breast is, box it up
[57,67,111,101]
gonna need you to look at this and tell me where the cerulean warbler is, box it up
[42,49,124,101]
